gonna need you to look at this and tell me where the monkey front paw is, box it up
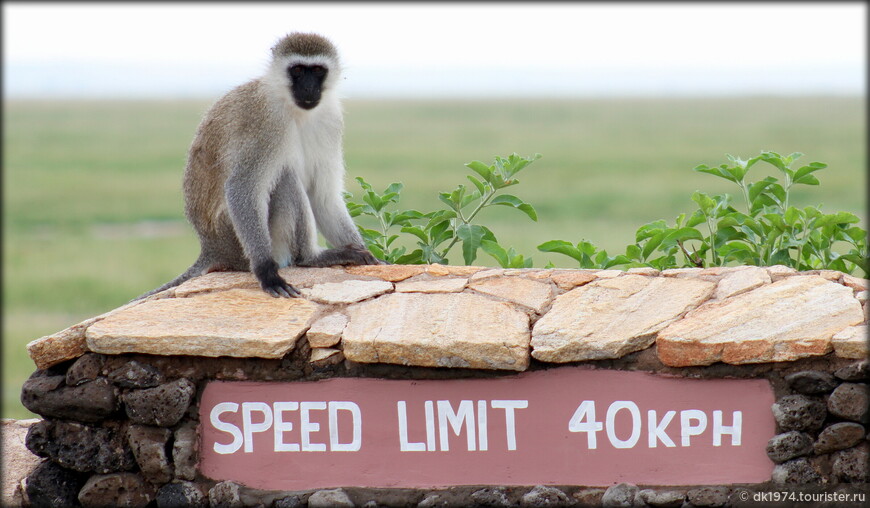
[254,260,300,298]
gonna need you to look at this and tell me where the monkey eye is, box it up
[311,65,326,77]
[289,65,304,77]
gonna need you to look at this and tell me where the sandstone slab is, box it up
[343,292,530,371]
[714,266,771,299]
[87,289,317,359]
[469,276,553,313]
[657,276,864,367]
[531,275,715,362]
[547,270,597,290]
[396,277,468,293]
[1,419,42,508]
[832,325,868,359]
[306,313,348,348]
[345,264,427,281]
[302,279,393,304]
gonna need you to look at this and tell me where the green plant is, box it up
[345,153,541,267]
[539,151,868,277]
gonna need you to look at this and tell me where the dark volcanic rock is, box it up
[66,353,104,386]
[128,424,173,483]
[834,360,869,382]
[471,487,512,507]
[108,359,164,388]
[601,483,638,507]
[25,461,88,508]
[814,422,866,454]
[21,372,117,422]
[156,481,208,508]
[771,457,823,484]
[173,422,198,480]
[766,431,814,463]
[771,394,827,432]
[686,486,730,507]
[827,383,869,423]
[123,378,196,426]
[77,473,156,508]
[832,442,869,483]
[785,370,838,394]
[25,419,136,473]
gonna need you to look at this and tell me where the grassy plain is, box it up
[3,96,866,418]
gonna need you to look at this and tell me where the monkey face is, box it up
[288,64,328,110]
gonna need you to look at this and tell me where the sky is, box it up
[3,2,866,98]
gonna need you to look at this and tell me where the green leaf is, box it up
[661,227,705,249]
[467,175,487,196]
[489,194,538,221]
[456,224,486,265]
[480,240,509,267]
[635,220,668,242]
[694,164,737,183]
[466,161,494,183]
[537,240,583,263]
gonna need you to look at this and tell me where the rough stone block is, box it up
[87,289,317,359]
[107,359,164,388]
[65,353,104,386]
[547,270,596,290]
[344,264,427,281]
[657,276,864,366]
[832,325,868,359]
[686,486,730,507]
[156,481,208,508]
[343,292,530,371]
[771,457,822,484]
[128,425,173,484]
[306,313,348,348]
[766,431,814,463]
[123,378,196,427]
[520,485,571,507]
[78,473,156,508]
[21,373,117,423]
[771,395,827,432]
[784,370,838,394]
[308,488,355,508]
[832,442,869,482]
[24,461,87,508]
[713,266,770,299]
[26,419,136,474]
[834,360,869,382]
[814,422,866,454]
[636,489,684,508]
[173,423,198,481]
[532,275,714,362]
[827,383,869,423]
[600,482,638,507]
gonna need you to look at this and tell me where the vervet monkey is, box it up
[136,32,379,300]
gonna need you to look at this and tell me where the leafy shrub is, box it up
[346,151,867,277]
[344,153,541,267]
[539,151,867,277]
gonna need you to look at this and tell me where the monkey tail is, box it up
[131,255,211,302]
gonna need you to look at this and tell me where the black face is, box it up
[288,64,328,110]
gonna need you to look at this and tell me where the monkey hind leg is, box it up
[298,244,380,267]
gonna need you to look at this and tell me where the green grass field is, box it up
[3,96,866,418]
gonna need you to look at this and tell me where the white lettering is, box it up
[397,401,425,452]
[437,400,476,451]
[273,401,300,452]
[712,410,742,446]
[300,401,327,452]
[241,402,272,453]
[680,409,707,447]
[210,402,243,455]
[425,401,436,451]
[606,401,641,449]
[492,400,528,451]
[477,400,488,451]
[328,401,361,451]
[568,400,603,449]
[647,410,676,448]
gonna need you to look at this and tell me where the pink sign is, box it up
[199,368,775,490]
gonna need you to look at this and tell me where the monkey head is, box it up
[269,32,341,111]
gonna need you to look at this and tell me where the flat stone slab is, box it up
[306,313,348,348]
[468,276,553,312]
[531,275,715,362]
[302,280,393,304]
[395,277,468,293]
[343,292,530,371]
[657,276,865,367]
[832,325,868,359]
[2,418,43,507]
[86,289,318,359]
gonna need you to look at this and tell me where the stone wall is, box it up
[14,264,870,507]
